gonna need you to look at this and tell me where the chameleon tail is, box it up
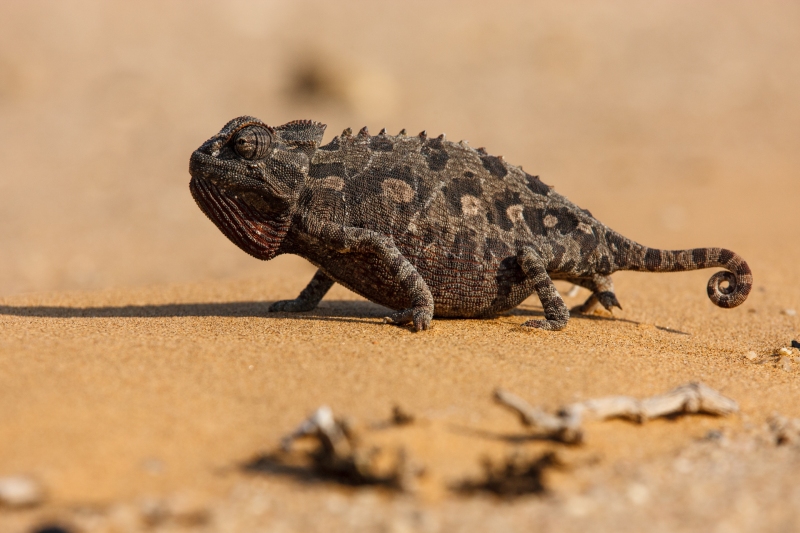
[607,231,752,309]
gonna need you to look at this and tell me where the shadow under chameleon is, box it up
[0,300,689,334]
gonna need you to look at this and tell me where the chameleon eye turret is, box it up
[232,125,272,160]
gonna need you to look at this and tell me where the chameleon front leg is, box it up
[517,247,570,331]
[269,269,334,313]
[312,223,434,331]
[568,274,622,314]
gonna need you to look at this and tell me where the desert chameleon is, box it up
[189,116,752,331]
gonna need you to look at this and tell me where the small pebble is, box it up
[778,347,793,356]
[0,475,44,508]
[744,351,758,361]
[783,309,797,316]
[782,358,793,372]
[792,340,800,350]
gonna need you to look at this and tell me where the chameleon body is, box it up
[189,116,752,331]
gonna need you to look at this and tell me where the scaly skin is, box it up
[189,116,752,331]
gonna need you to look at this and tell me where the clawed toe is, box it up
[384,307,433,331]
[576,291,622,315]
[384,308,413,325]
[597,291,622,311]
[521,318,568,331]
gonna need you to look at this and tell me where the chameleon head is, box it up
[188,116,312,260]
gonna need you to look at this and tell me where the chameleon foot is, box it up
[521,318,568,331]
[577,291,622,315]
[383,306,433,331]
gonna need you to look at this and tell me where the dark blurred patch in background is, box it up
[0,1,797,295]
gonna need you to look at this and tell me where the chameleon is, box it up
[189,116,752,331]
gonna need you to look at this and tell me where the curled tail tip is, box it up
[706,256,753,309]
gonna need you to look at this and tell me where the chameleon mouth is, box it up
[189,150,246,185]
[189,175,290,261]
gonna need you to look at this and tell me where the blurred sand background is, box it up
[0,1,799,531]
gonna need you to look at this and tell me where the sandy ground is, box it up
[1,1,799,532]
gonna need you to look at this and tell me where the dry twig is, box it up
[495,382,738,444]
[263,406,421,491]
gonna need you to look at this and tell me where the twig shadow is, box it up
[446,423,575,445]
[451,451,558,498]
[242,452,402,490]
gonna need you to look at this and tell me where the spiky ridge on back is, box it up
[290,126,610,316]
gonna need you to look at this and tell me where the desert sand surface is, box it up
[1,2,799,532]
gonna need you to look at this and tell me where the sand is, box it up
[1,2,799,532]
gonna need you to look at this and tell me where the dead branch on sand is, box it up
[494,382,739,444]
[265,406,422,492]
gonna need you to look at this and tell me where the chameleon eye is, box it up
[232,125,272,160]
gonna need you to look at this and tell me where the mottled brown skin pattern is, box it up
[189,116,752,331]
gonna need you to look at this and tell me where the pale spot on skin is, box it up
[381,178,414,203]
[506,204,524,223]
[460,195,481,216]
[577,222,593,234]
[320,176,344,191]
[544,214,558,228]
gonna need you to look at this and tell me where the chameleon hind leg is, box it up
[568,274,622,314]
[518,247,570,330]
[269,269,334,312]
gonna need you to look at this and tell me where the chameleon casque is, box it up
[189,116,752,331]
